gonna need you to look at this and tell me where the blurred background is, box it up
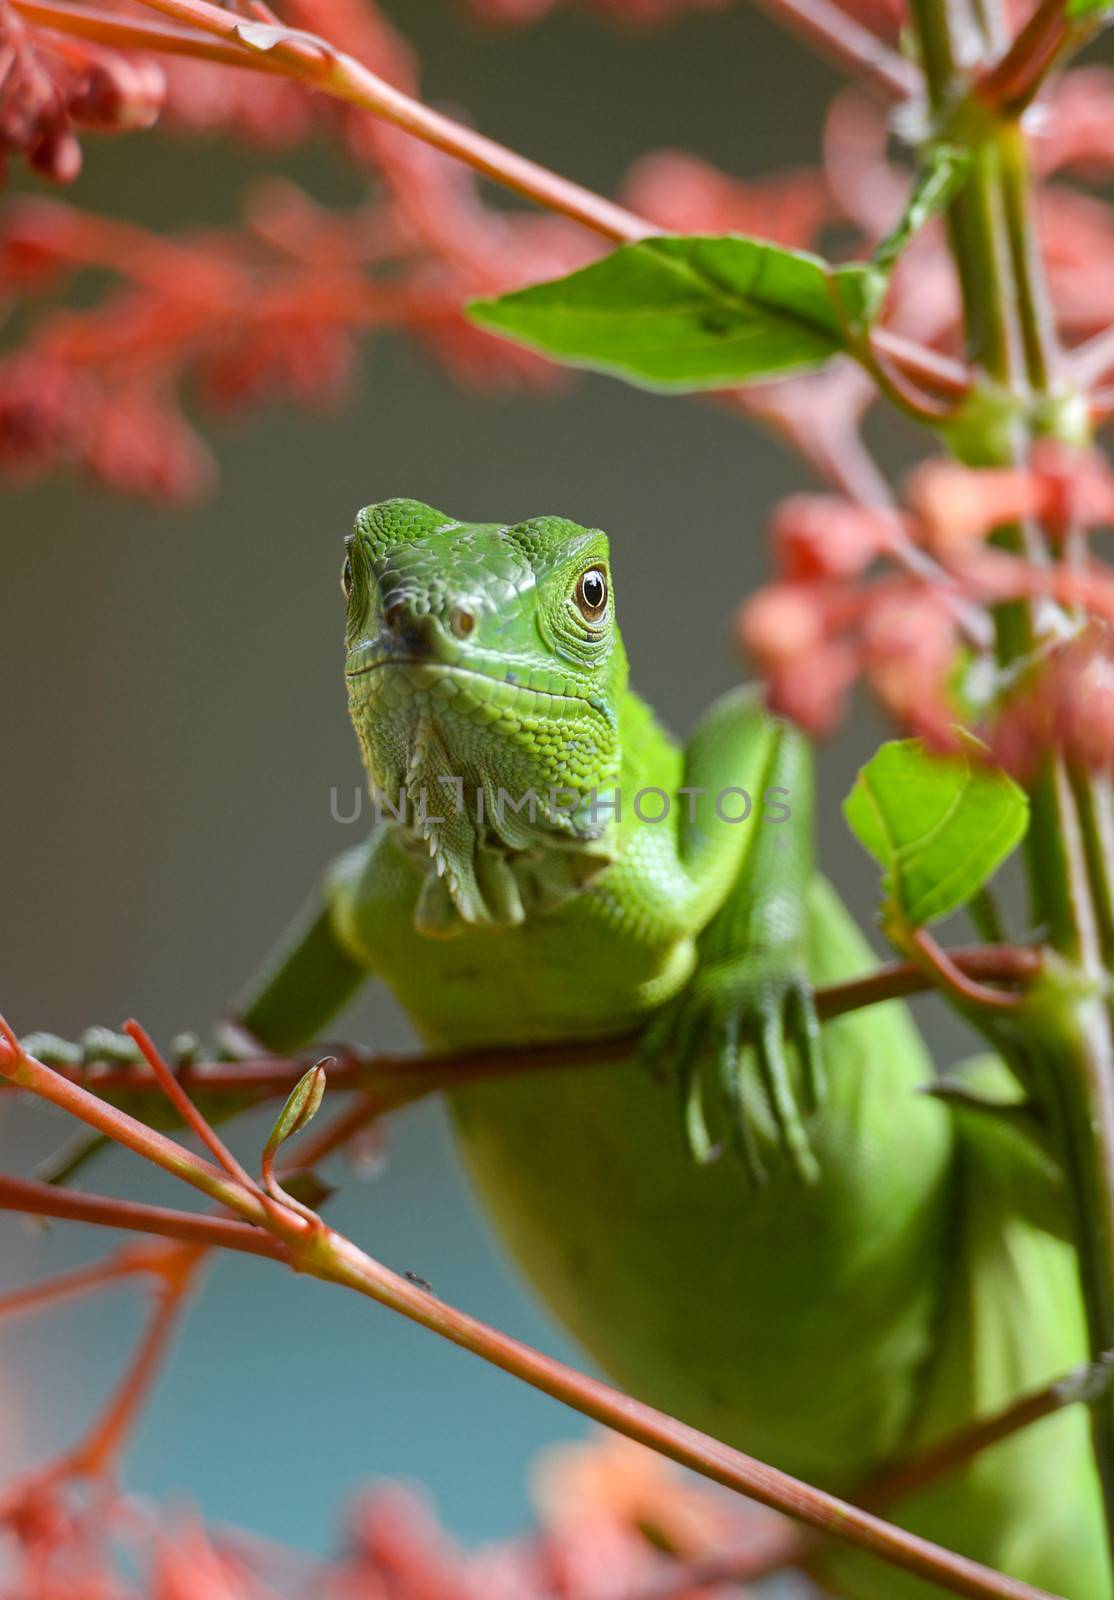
[0,0,982,1567]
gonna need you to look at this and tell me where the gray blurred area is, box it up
[0,0,978,1565]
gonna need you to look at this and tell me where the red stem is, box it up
[123,1019,264,1196]
[0,1028,1054,1598]
[10,0,964,408]
[71,1246,202,1478]
[0,1174,287,1259]
[133,0,653,244]
[751,0,918,100]
[0,1017,273,1221]
[0,1249,157,1321]
[294,1231,1053,1598]
[909,928,1027,1011]
[0,945,1041,1104]
[15,0,296,67]
[976,0,1073,114]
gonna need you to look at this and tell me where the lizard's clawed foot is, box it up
[20,1028,201,1071]
[19,1028,203,1187]
[640,959,825,1185]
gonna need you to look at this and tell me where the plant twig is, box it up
[976,0,1080,115]
[0,1247,165,1322]
[68,1246,202,1479]
[0,1173,288,1258]
[12,0,965,413]
[123,1019,264,1196]
[0,1241,203,1533]
[0,1017,1057,1600]
[908,928,1029,1011]
[861,1353,1114,1510]
[0,1018,271,1220]
[130,0,656,244]
[1,944,1043,1107]
[624,1349,1114,1598]
[750,0,919,100]
[14,0,296,66]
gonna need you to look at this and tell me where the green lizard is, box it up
[37,497,1110,1597]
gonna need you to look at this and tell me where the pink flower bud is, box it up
[85,391,214,503]
[766,644,858,734]
[906,459,1043,553]
[738,583,829,667]
[771,494,896,581]
[1030,439,1114,534]
[862,591,958,725]
[69,56,165,133]
[0,351,86,473]
[28,125,81,184]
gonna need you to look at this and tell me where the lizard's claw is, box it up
[640,959,825,1186]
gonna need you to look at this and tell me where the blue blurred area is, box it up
[0,1095,583,1550]
[0,0,979,1570]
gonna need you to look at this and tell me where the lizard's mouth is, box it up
[345,652,602,710]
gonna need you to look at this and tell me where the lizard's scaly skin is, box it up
[239,502,1109,1599]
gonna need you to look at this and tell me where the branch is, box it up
[623,1349,1114,1598]
[976,0,1079,115]
[908,928,1028,1012]
[2,943,1041,1110]
[114,0,654,245]
[14,0,297,68]
[13,0,965,409]
[66,1246,201,1479]
[750,0,919,100]
[0,1020,1055,1600]
[0,1017,273,1221]
[0,1241,203,1546]
[0,1174,287,1259]
[0,1247,163,1321]
[862,1353,1114,1510]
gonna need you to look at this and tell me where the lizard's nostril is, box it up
[451,608,476,639]
[384,603,406,633]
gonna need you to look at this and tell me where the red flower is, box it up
[0,349,87,474]
[85,385,215,504]
[0,0,164,183]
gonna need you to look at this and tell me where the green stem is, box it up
[1072,769,1114,965]
[907,0,1114,1568]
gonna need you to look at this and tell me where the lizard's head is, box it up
[342,497,628,933]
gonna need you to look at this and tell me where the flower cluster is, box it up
[741,443,1114,771]
[0,0,598,499]
[0,0,1108,524]
[0,0,164,183]
[0,1431,773,1599]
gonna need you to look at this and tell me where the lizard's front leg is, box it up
[641,685,823,1182]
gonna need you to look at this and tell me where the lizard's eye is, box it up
[575,568,608,625]
[341,556,353,600]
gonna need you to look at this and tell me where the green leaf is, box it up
[1067,0,1112,18]
[468,234,845,391]
[263,1059,329,1159]
[843,736,1028,928]
[833,146,969,336]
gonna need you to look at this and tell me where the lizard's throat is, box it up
[350,693,618,937]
